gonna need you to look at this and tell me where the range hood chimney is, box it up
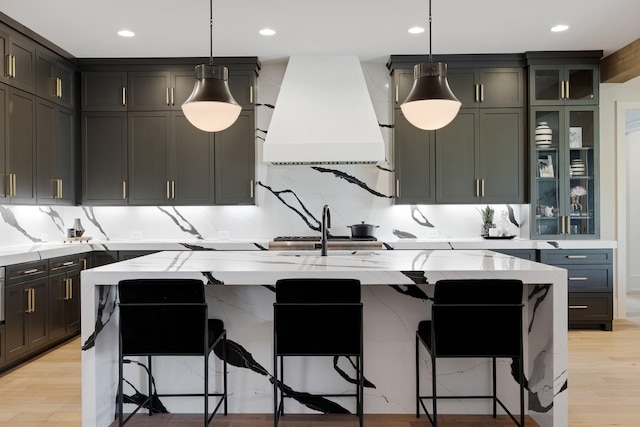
[263,55,385,165]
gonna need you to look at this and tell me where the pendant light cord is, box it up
[209,0,213,66]
[428,0,433,63]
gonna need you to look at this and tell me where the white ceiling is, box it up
[1,0,639,63]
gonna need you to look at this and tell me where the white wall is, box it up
[627,128,640,290]
[600,76,640,317]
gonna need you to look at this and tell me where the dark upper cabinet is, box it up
[447,68,524,109]
[435,110,479,203]
[529,64,599,106]
[214,110,255,205]
[392,69,415,109]
[6,87,36,204]
[36,98,74,204]
[127,71,171,111]
[36,48,75,109]
[127,111,172,205]
[0,82,6,199]
[82,112,128,205]
[393,109,435,204]
[172,112,215,205]
[436,108,524,204]
[128,70,198,111]
[81,72,127,111]
[0,25,36,93]
[228,70,256,110]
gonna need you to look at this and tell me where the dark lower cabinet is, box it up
[5,277,48,362]
[48,256,82,341]
[540,249,613,331]
[0,324,5,364]
[491,249,537,261]
[1,254,86,371]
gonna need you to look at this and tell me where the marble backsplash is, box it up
[0,61,529,247]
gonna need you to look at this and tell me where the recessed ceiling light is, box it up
[408,26,425,34]
[117,30,135,37]
[259,28,276,36]
[550,24,569,32]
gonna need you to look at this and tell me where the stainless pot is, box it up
[348,221,379,238]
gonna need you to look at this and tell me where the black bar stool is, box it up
[273,278,364,427]
[117,278,227,426]
[416,279,525,426]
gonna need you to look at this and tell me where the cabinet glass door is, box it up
[567,67,597,103]
[531,106,599,239]
[532,68,561,103]
[567,109,597,236]
[533,109,562,237]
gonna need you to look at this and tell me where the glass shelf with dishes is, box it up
[530,106,599,239]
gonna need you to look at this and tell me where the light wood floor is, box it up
[1,292,639,427]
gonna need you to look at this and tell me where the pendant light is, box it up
[400,0,461,130]
[181,0,241,132]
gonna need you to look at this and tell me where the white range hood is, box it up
[263,55,385,165]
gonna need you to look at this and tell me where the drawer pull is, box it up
[23,268,39,275]
[569,277,588,281]
[569,305,588,309]
[567,255,587,259]
[62,261,74,267]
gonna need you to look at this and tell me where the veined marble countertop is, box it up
[0,237,617,267]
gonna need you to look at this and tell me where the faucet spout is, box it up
[321,204,331,256]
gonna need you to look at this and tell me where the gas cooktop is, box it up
[269,235,382,251]
[273,235,377,242]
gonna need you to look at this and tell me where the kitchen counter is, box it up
[0,237,617,267]
[81,249,567,427]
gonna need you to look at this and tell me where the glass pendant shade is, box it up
[182,64,241,132]
[401,62,461,130]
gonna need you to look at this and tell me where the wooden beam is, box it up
[601,37,640,83]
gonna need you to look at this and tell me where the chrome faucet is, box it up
[321,204,331,256]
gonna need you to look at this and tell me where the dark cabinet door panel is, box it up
[0,83,7,198]
[127,72,171,111]
[81,72,127,111]
[36,98,57,202]
[394,109,435,204]
[171,71,196,110]
[8,34,36,93]
[55,106,74,204]
[82,112,128,204]
[479,68,524,108]
[48,275,67,340]
[5,284,28,361]
[214,111,255,205]
[479,109,524,203]
[173,113,215,204]
[128,112,171,204]
[7,88,36,203]
[435,110,478,203]
[446,69,477,108]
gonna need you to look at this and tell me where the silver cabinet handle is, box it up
[475,179,480,198]
[23,268,39,275]
[481,178,485,197]
[12,56,16,78]
[395,85,399,104]
[172,180,175,199]
[166,180,171,199]
[250,85,254,104]
[475,84,479,102]
[58,179,63,199]
[250,179,254,199]
[62,261,74,267]
[569,277,588,281]
[166,87,170,106]
[561,215,566,234]
[82,258,87,270]
[569,305,588,309]
[31,288,36,313]
[171,87,175,105]
[10,173,17,197]
[567,255,587,259]
[565,80,570,99]
[122,180,127,199]
[56,77,63,99]
[480,84,484,102]
[396,179,400,198]
[122,87,127,106]
[561,80,565,99]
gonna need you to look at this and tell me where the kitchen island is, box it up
[81,249,567,427]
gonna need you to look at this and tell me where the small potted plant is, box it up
[478,205,495,237]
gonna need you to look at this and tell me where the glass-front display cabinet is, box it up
[529,63,599,106]
[531,106,599,239]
